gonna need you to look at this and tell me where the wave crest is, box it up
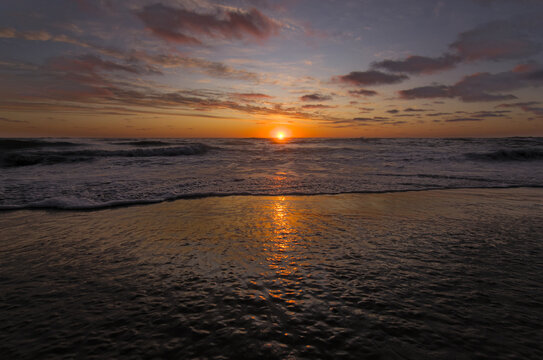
[466,149,543,161]
[1,143,213,167]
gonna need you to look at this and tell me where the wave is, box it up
[1,154,94,167]
[1,143,213,167]
[0,139,82,150]
[466,149,543,161]
[1,185,540,211]
[111,140,174,146]
[271,146,363,154]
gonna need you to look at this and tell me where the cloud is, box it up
[335,70,408,86]
[0,66,329,123]
[472,0,542,4]
[527,70,543,80]
[348,89,378,97]
[0,117,27,123]
[126,52,260,82]
[372,54,461,75]
[230,93,273,101]
[404,108,428,112]
[399,67,543,102]
[301,104,336,109]
[300,93,332,101]
[497,101,543,116]
[327,116,410,127]
[46,54,158,75]
[444,117,484,122]
[0,27,122,58]
[399,85,450,100]
[387,109,399,114]
[450,19,543,62]
[136,3,280,45]
[368,17,543,76]
[470,110,511,117]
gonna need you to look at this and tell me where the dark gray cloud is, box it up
[300,93,332,101]
[370,17,543,75]
[497,101,543,116]
[348,89,378,97]
[404,108,428,112]
[372,54,460,75]
[471,110,511,117]
[399,85,450,100]
[399,67,543,102]
[336,71,408,86]
[527,70,543,80]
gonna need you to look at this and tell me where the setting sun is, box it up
[271,128,291,140]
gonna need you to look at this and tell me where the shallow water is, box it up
[1,188,542,359]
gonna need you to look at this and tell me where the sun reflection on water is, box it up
[271,196,292,251]
[265,196,304,308]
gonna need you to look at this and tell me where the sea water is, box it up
[1,137,542,209]
[0,189,542,359]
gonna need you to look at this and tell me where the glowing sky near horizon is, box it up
[1,0,543,137]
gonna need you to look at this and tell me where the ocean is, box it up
[1,137,542,209]
[1,138,542,359]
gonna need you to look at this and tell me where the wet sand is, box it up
[1,188,542,359]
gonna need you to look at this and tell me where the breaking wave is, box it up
[1,143,213,167]
[111,140,174,146]
[466,149,543,161]
[2,186,540,211]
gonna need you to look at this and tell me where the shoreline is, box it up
[1,186,542,359]
[1,185,541,212]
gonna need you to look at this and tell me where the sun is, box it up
[271,128,291,140]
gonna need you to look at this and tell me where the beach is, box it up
[1,188,542,359]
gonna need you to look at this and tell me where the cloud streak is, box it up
[0,117,27,123]
[348,89,378,97]
[399,66,543,102]
[230,93,273,102]
[498,101,543,116]
[300,93,332,101]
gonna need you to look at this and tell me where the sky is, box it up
[1,0,543,138]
